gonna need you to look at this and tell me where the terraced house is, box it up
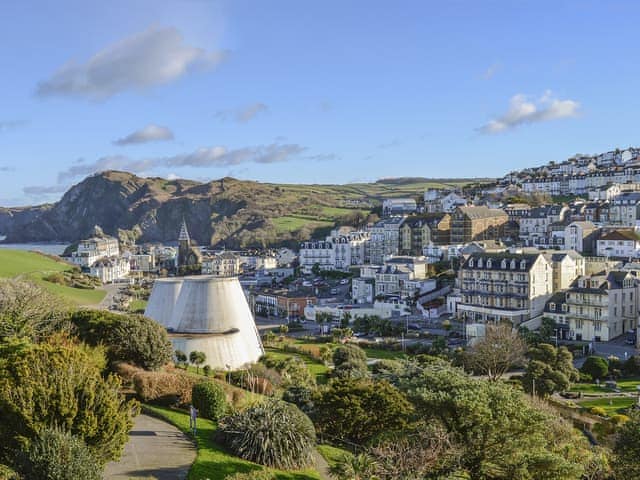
[457,253,552,326]
[449,205,509,244]
[555,271,639,341]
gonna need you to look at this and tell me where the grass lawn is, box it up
[129,299,148,313]
[316,444,352,468]
[0,249,106,306]
[362,346,406,360]
[570,377,640,394]
[271,216,334,234]
[144,405,321,480]
[264,347,330,384]
[578,396,636,415]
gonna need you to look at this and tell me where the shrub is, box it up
[0,342,135,464]
[581,356,609,381]
[333,359,369,379]
[133,370,197,405]
[203,365,211,377]
[217,399,316,470]
[70,311,172,370]
[21,427,101,480]
[611,413,630,426]
[623,356,640,376]
[332,344,367,367]
[0,465,19,480]
[590,406,607,417]
[282,385,314,414]
[192,381,228,421]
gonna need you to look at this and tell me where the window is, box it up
[549,303,556,311]
[520,260,527,270]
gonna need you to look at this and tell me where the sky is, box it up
[2,0,640,206]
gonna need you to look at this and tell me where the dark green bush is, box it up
[21,427,102,480]
[581,356,609,381]
[332,344,367,367]
[217,399,316,470]
[192,381,228,421]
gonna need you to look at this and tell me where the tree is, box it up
[174,349,187,367]
[522,343,578,397]
[333,344,367,366]
[398,362,601,479]
[189,351,206,373]
[312,263,322,276]
[217,399,316,470]
[465,324,526,381]
[70,311,172,370]
[582,356,609,381]
[20,427,102,480]
[312,379,413,444]
[0,341,136,465]
[613,410,640,479]
[192,381,227,421]
[0,279,68,343]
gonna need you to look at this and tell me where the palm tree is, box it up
[329,453,379,480]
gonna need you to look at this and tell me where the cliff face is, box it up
[0,171,376,248]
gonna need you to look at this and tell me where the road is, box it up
[103,414,196,480]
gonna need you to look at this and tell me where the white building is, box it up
[71,235,120,267]
[563,221,598,253]
[90,256,130,283]
[382,198,417,217]
[202,252,242,276]
[597,230,640,258]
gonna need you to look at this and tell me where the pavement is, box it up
[104,414,196,480]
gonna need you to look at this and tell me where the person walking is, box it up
[189,404,198,436]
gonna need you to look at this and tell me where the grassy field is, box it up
[144,405,321,480]
[271,216,334,234]
[129,299,148,313]
[578,397,636,415]
[570,377,640,394]
[265,347,330,384]
[0,249,106,306]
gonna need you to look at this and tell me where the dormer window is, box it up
[478,258,483,268]
[468,259,474,268]
[520,260,527,270]
[501,259,507,269]
[486,259,492,268]
[549,303,556,311]
[510,259,516,269]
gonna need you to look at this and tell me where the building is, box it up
[177,220,203,268]
[202,252,241,276]
[457,253,553,326]
[519,205,570,247]
[89,256,131,283]
[298,230,369,273]
[559,271,639,341]
[449,206,509,244]
[145,276,264,370]
[543,250,585,292]
[352,277,374,304]
[382,198,417,216]
[399,216,432,256]
[609,192,640,226]
[369,217,404,264]
[596,229,640,258]
[70,232,120,267]
[563,221,598,253]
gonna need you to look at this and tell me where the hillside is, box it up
[0,171,487,248]
[0,249,106,305]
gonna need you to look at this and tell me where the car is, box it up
[340,278,349,285]
[330,288,338,294]
[302,281,313,287]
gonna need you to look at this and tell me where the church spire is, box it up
[178,218,190,243]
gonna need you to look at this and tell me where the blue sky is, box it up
[1,0,640,206]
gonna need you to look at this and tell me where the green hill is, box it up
[0,249,106,306]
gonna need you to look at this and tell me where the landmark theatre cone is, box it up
[145,275,264,370]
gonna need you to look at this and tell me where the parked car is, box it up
[330,288,338,295]
[340,278,349,285]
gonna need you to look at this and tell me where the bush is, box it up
[21,427,101,480]
[226,472,274,480]
[0,341,135,465]
[217,399,316,470]
[581,356,609,381]
[623,356,640,376]
[0,465,19,480]
[590,406,607,417]
[70,311,172,370]
[332,344,367,367]
[282,385,314,414]
[333,359,369,379]
[611,414,630,426]
[192,381,228,421]
[133,370,197,406]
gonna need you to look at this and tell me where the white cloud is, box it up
[114,124,174,145]
[479,91,580,134]
[216,102,269,123]
[36,26,227,99]
[482,63,500,80]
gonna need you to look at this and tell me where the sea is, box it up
[0,236,68,256]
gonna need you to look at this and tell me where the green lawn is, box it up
[264,347,330,384]
[144,405,321,480]
[271,216,334,234]
[362,346,406,360]
[316,444,351,468]
[578,397,636,415]
[570,377,640,394]
[0,249,106,306]
[129,299,148,313]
